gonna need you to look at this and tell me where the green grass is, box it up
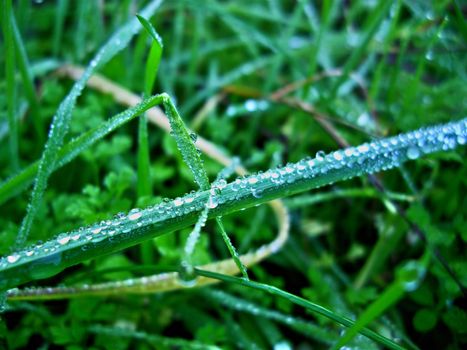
[1,1,466,349]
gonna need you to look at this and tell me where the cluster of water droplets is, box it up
[0,192,208,271]
[1,118,465,273]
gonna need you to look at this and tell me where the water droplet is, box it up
[245,99,257,112]
[248,177,259,185]
[207,196,218,209]
[91,228,102,234]
[425,50,434,61]
[252,188,263,198]
[7,254,20,263]
[174,198,184,207]
[357,144,369,153]
[57,236,71,245]
[189,132,198,143]
[406,146,420,160]
[315,150,326,160]
[178,262,197,287]
[216,179,227,189]
[128,209,143,221]
[274,341,292,350]
[333,151,343,161]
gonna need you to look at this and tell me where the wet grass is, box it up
[0,1,466,349]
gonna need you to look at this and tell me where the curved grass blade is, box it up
[0,118,465,291]
[195,269,405,350]
[14,0,164,249]
[334,260,426,349]
[203,289,336,344]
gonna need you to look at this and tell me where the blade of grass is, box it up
[89,324,221,350]
[162,95,248,279]
[0,94,166,206]
[11,11,43,142]
[52,0,68,56]
[136,14,163,198]
[14,0,163,249]
[334,260,427,349]
[195,269,405,350]
[2,0,19,171]
[0,117,465,291]
[329,0,392,98]
[203,289,337,344]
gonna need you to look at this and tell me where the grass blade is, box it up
[329,0,392,98]
[136,14,163,198]
[334,260,426,349]
[161,95,248,278]
[0,118,465,290]
[52,0,68,56]
[11,12,43,142]
[90,324,221,350]
[14,0,163,248]
[161,95,210,190]
[2,0,19,171]
[195,269,404,350]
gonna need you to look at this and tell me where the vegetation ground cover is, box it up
[0,1,466,349]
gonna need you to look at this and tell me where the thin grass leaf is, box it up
[162,95,248,278]
[215,217,248,279]
[334,260,427,349]
[11,12,43,142]
[52,0,68,56]
[89,324,221,350]
[0,94,167,205]
[162,96,210,190]
[195,269,404,350]
[203,289,336,344]
[2,0,19,171]
[14,0,163,248]
[0,118,465,291]
[329,0,392,97]
[285,188,412,209]
[135,14,163,199]
[136,14,163,97]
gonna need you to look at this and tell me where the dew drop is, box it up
[333,151,343,161]
[248,177,259,185]
[216,179,227,189]
[189,132,198,143]
[406,146,420,160]
[7,254,20,263]
[57,236,71,245]
[174,197,184,207]
[178,262,197,287]
[315,150,326,160]
[207,196,218,209]
[128,209,143,221]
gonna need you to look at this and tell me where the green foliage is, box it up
[1,1,466,349]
